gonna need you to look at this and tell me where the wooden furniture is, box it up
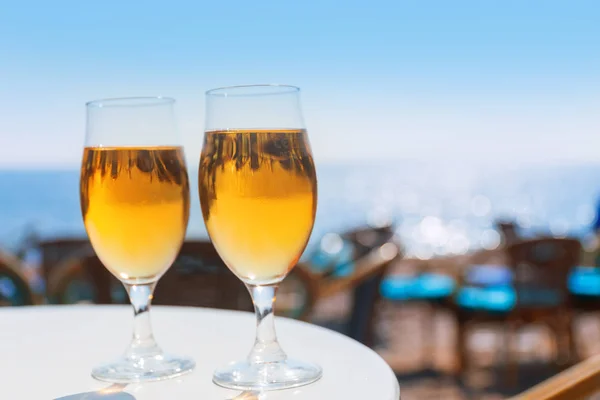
[343,224,396,257]
[0,250,34,306]
[509,354,600,400]
[284,230,400,346]
[47,240,252,311]
[301,224,396,279]
[452,237,582,385]
[568,242,600,312]
[380,264,456,376]
[153,241,253,311]
[319,240,399,346]
[48,225,400,346]
[38,238,91,283]
[496,219,521,247]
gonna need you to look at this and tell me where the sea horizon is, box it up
[1,159,599,260]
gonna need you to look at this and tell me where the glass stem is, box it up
[124,282,161,358]
[247,283,287,364]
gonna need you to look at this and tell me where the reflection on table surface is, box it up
[54,381,310,400]
[56,384,134,399]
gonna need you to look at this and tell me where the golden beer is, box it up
[81,146,189,282]
[199,129,317,283]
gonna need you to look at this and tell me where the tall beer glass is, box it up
[81,97,195,383]
[199,85,322,390]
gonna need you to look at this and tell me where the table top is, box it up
[1,305,399,400]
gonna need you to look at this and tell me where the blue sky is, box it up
[1,0,599,168]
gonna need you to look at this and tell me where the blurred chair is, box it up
[280,224,400,346]
[508,353,600,400]
[452,237,581,385]
[452,221,514,300]
[286,242,400,346]
[378,259,456,375]
[47,240,252,310]
[495,219,521,247]
[304,224,396,278]
[48,226,399,343]
[0,250,34,306]
[153,241,252,311]
[38,238,91,284]
[568,240,600,311]
[380,261,456,305]
[46,245,125,305]
[322,240,400,346]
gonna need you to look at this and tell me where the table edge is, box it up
[3,304,401,399]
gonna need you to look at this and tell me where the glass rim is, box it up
[205,84,300,97]
[86,96,176,108]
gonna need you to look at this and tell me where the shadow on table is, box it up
[55,384,134,400]
[228,391,264,400]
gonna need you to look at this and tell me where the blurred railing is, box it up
[509,354,600,400]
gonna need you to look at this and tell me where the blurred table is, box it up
[0,305,399,399]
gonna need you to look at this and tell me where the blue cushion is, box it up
[381,273,455,301]
[456,285,562,312]
[456,286,516,312]
[569,266,600,296]
[380,276,415,301]
[466,264,512,287]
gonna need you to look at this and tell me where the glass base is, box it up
[213,359,322,391]
[92,353,195,383]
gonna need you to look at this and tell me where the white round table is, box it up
[1,305,399,399]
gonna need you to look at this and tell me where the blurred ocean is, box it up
[1,161,599,259]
